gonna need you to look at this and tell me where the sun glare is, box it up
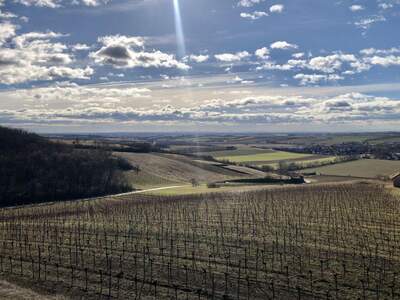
[173,0,186,58]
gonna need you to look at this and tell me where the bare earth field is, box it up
[305,159,400,178]
[206,148,335,169]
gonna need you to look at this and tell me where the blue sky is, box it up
[0,0,399,132]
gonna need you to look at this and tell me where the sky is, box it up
[0,0,399,133]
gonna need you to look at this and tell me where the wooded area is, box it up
[0,126,131,207]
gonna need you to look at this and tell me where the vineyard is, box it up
[0,183,399,299]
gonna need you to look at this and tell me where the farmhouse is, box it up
[391,172,400,188]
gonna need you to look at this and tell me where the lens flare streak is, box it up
[173,0,186,58]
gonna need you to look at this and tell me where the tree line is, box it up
[0,126,132,207]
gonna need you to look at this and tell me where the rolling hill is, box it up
[116,152,266,189]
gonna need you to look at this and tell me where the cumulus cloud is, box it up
[365,55,400,67]
[2,89,399,126]
[11,82,151,104]
[294,73,344,85]
[0,23,94,84]
[255,48,400,79]
[0,22,17,45]
[269,4,284,13]
[14,0,109,7]
[270,41,298,50]
[72,43,91,51]
[214,51,250,62]
[378,3,393,10]
[256,57,310,71]
[240,11,268,20]
[185,54,209,63]
[14,0,61,8]
[90,34,189,70]
[360,47,400,56]
[255,47,270,59]
[308,54,357,73]
[237,0,264,8]
[79,0,109,6]
[349,5,364,12]
[292,52,305,59]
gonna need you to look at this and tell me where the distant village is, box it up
[275,142,400,161]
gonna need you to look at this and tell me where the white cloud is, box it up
[47,66,93,79]
[365,55,400,67]
[257,61,294,71]
[269,4,284,13]
[378,3,393,10]
[256,49,400,78]
[254,47,269,59]
[308,54,357,73]
[354,15,386,29]
[0,22,17,45]
[292,52,305,59]
[226,75,254,85]
[240,11,268,20]
[215,51,250,62]
[294,73,344,85]
[14,0,109,7]
[14,0,61,8]
[72,43,91,51]
[270,41,298,50]
[360,47,400,56]
[79,0,109,6]
[0,24,94,84]
[11,83,151,103]
[2,88,399,126]
[91,34,189,70]
[98,35,144,48]
[186,54,209,63]
[349,5,364,12]
[237,0,264,8]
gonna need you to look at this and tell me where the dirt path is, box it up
[0,280,68,300]
[108,185,189,197]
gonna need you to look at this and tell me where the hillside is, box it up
[116,152,265,188]
[0,126,130,207]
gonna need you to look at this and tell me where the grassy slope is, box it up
[115,152,259,188]
[305,159,400,178]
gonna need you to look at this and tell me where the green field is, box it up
[200,147,274,157]
[216,150,312,163]
[305,159,400,178]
